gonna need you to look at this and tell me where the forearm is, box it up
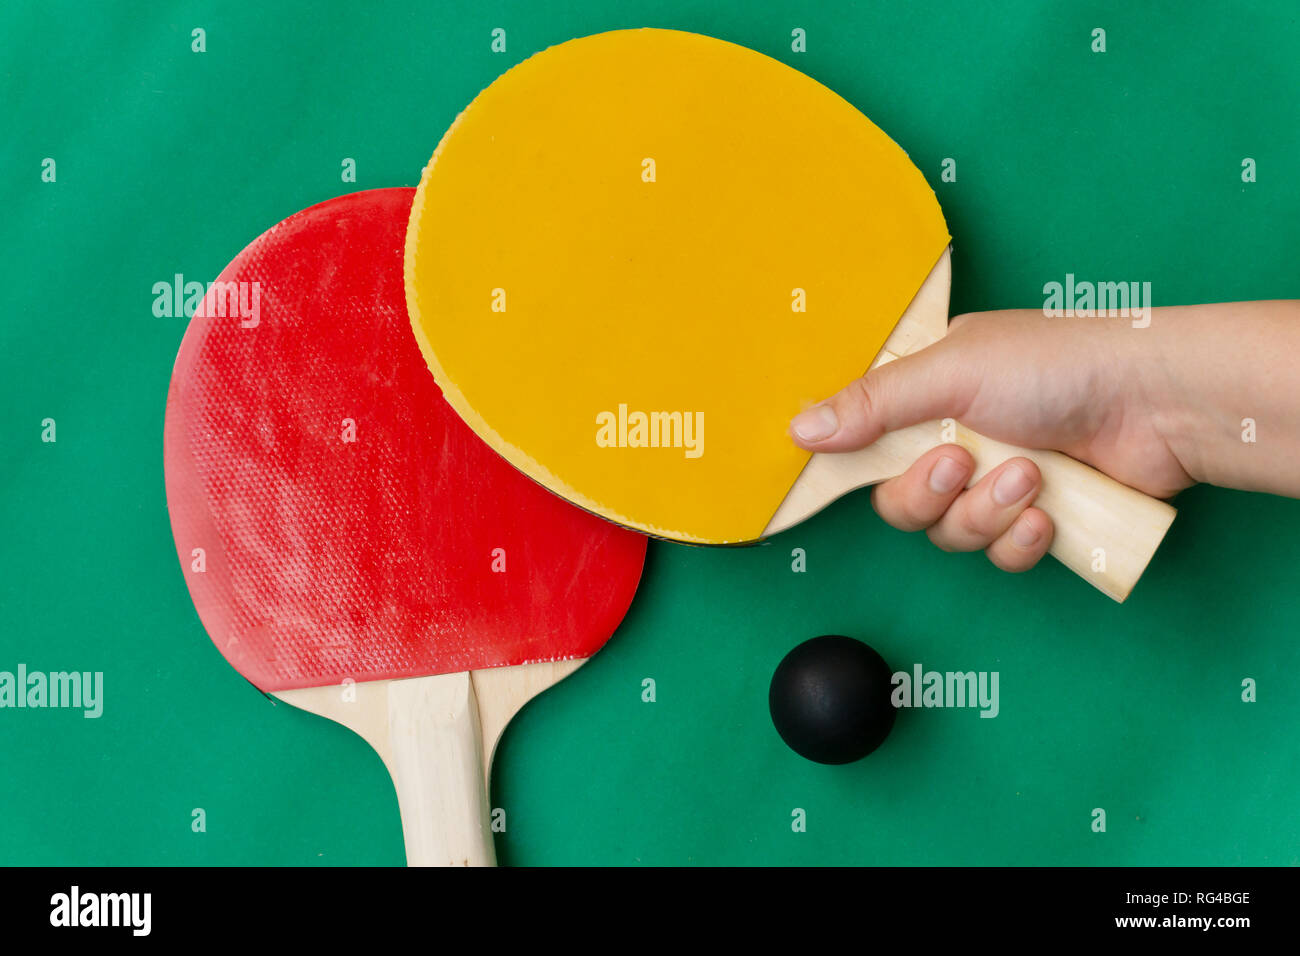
[1133,300,1300,496]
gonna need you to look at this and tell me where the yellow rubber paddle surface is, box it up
[407,28,950,543]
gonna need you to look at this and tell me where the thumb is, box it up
[788,340,975,452]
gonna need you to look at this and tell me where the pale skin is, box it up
[789,301,1300,573]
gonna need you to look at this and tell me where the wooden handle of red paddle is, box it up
[387,673,497,866]
[768,420,1176,602]
[275,674,497,866]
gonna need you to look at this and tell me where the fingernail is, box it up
[1012,516,1041,548]
[928,456,968,494]
[791,405,839,442]
[993,464,1034,505]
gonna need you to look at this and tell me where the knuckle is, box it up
[956,505,993,541]
[925,525,957,552]
[871,483,923,533]
[840,375,876,421]
[898,500,935,533]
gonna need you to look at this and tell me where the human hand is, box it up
[787,309,1195,573]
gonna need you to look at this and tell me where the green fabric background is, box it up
[2,1,1297,865]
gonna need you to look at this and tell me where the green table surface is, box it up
[2,0,1298,866]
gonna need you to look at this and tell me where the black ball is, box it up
[769,635,897,764]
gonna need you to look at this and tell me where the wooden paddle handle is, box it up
[275,671,503,866]
[387,673,496,866]
[769,416,1176,601]
[864,421,1175,601]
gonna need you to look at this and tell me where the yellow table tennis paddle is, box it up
[405,28,1175,601]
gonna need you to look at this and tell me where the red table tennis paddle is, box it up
[164,188,645,865]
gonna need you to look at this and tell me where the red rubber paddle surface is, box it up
[164,188,646,692]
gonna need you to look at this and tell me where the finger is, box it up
[925,458,1042,552]
[984,507,1054,573]
[870,446,974,532]
[788,339,975,452]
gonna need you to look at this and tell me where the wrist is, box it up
[1115,308,1209,487]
